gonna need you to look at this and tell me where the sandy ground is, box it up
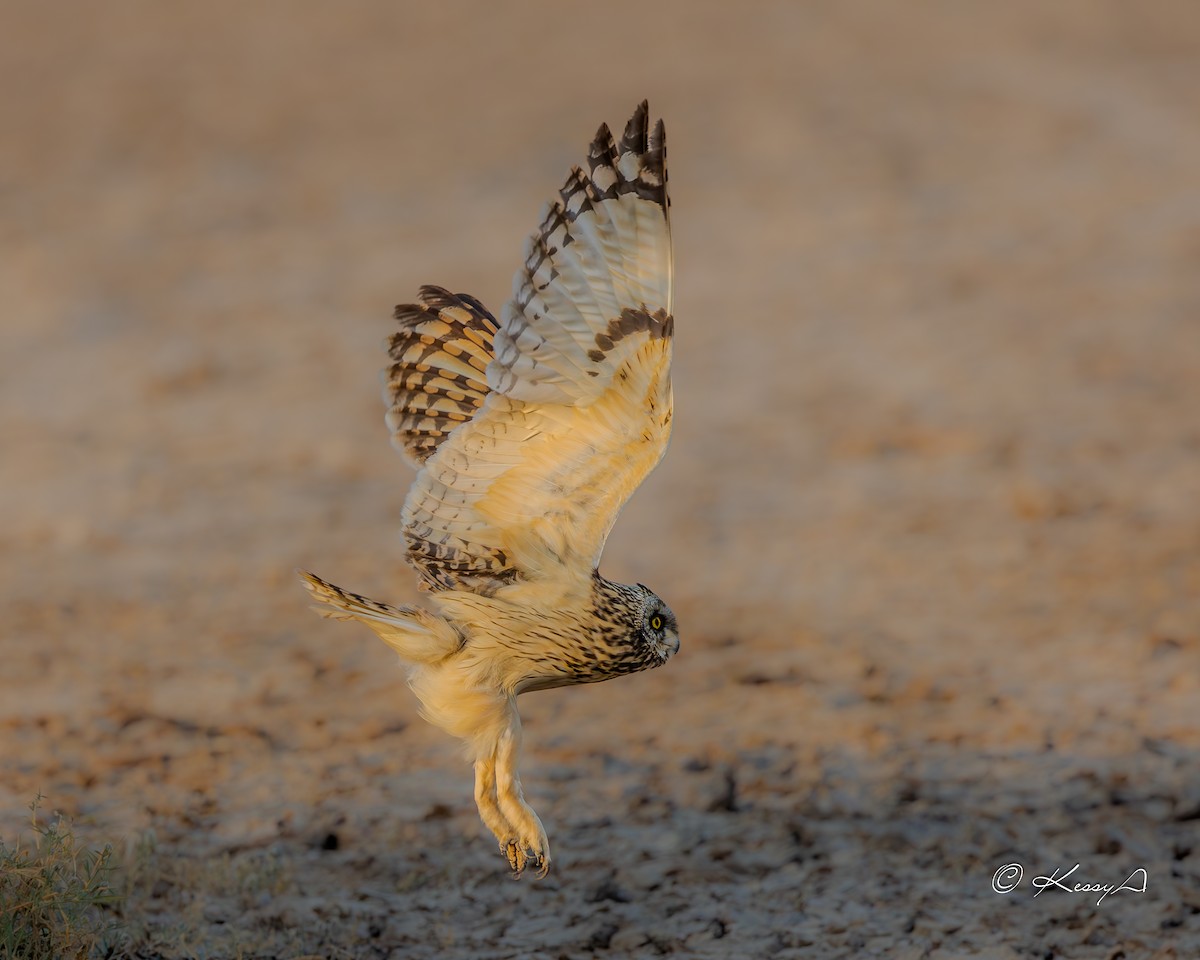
[3,2,1199,957]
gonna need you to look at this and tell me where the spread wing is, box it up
[386,101,673,593]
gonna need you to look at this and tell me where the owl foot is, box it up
[502,837,551,879]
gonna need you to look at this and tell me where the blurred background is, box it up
[2,1,1198,954]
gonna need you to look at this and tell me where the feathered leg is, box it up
[492,703,550,877]
[472,755,519,863]
[303,577,553,877]
[412,671,548,877]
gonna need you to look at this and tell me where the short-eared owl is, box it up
[300,101,677,878]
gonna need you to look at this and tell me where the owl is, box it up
[301,101,677,877]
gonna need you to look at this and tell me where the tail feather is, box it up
[298,570,462,664]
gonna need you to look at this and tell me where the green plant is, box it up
[0,795,123,959]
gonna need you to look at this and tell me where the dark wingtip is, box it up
[586,121,619,181]
[588,121,617,167]
[647,117,667,183]
[650,117,665,153]
[395,285,442,320]
[394,285,497,331]
[394,285,454,322]
[418,284,454,304]
[620,100,650,156]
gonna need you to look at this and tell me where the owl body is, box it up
[302,102,676,877]
[399,574,677,739]
[428,575,678,695]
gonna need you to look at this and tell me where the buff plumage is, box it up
[301,101,677,877]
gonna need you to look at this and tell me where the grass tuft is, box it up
[0,794,123,959]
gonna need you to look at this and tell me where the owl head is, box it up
[635,584,680,666]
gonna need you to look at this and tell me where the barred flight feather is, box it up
[385,286,499,467]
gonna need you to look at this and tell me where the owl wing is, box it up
[387,102,673,593]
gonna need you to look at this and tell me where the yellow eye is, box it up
[650,615,663,631]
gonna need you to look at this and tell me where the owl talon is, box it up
[504,839,526,877]
[502,839,550,879]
